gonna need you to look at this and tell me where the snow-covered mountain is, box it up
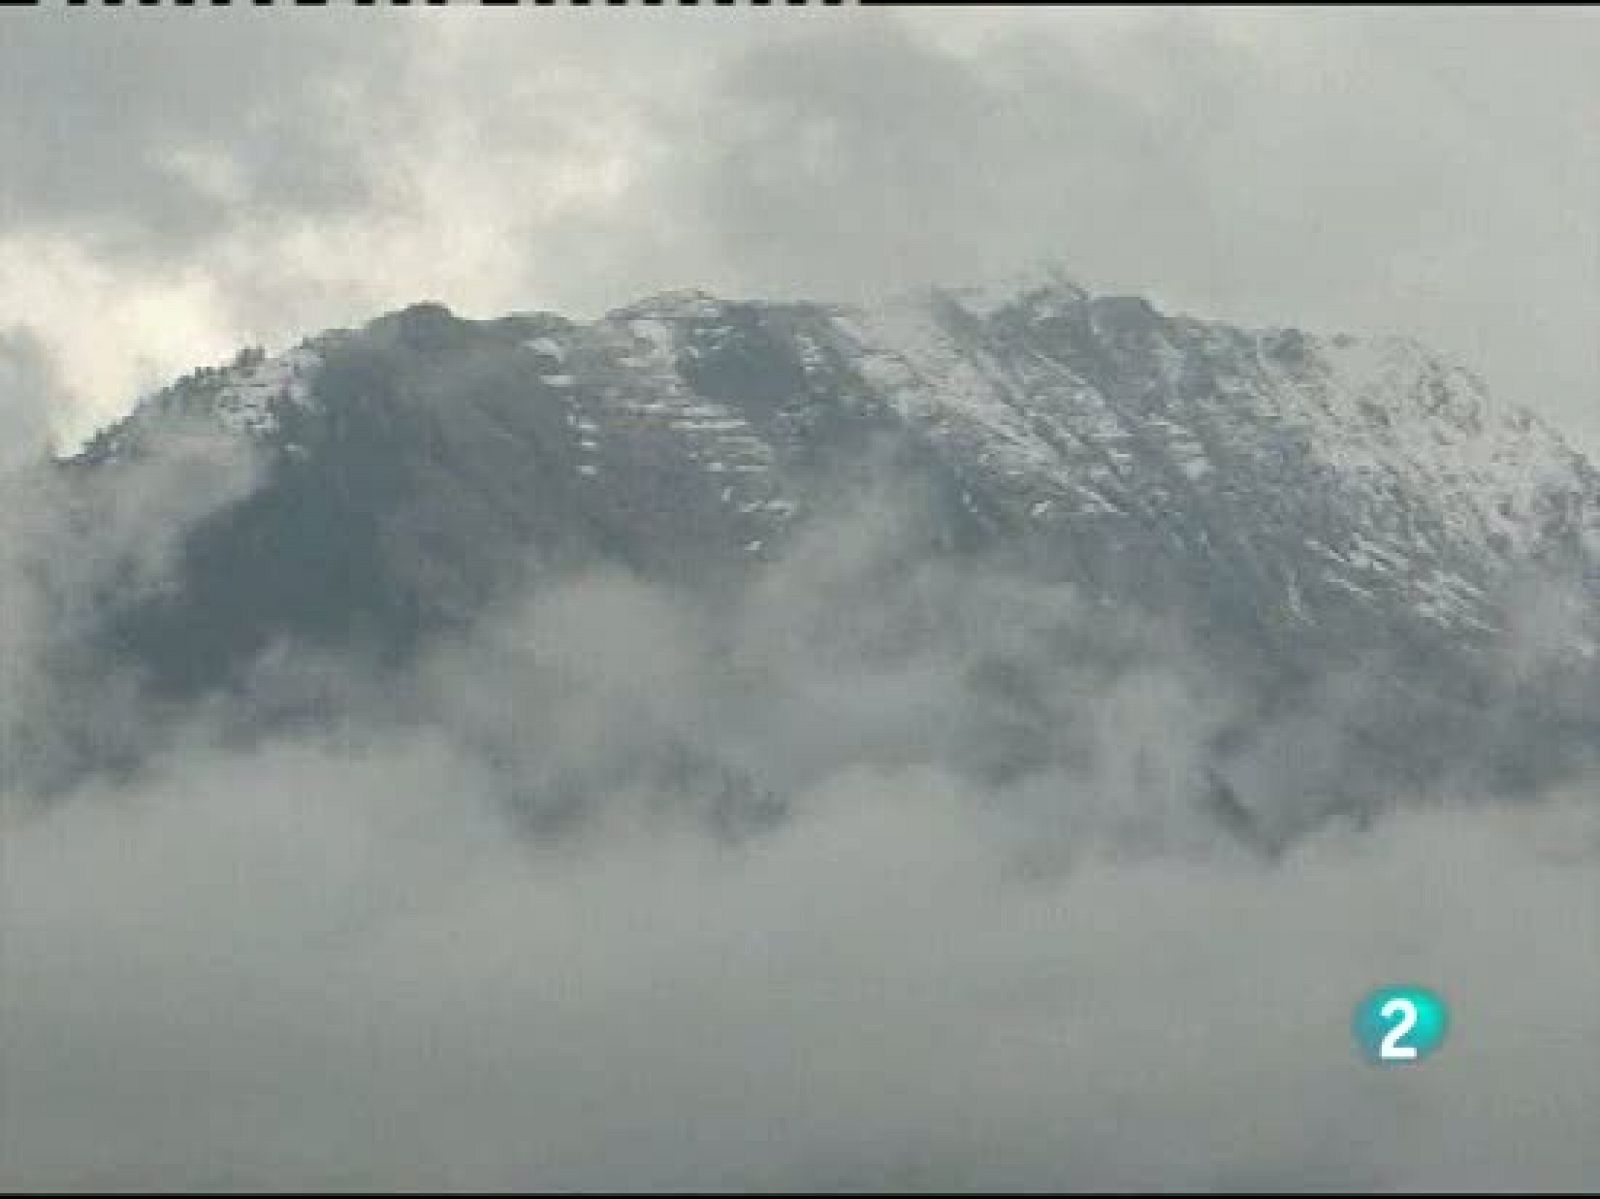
[81,270,1600,648]
[62,269,1600,839]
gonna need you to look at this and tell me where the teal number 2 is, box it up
[1354,986,1449,1065]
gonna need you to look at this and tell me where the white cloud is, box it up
[2,733,1596,1190]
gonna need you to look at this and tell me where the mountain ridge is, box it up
[74,274,1600,644]
[45,272,1600,837]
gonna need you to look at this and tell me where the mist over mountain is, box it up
[35,269,1600,843]
[5,270,1600,1190]
[7,3,1600,1189]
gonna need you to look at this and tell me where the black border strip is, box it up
[46,0,853,6]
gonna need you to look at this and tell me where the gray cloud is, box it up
[0,11,410,254]
[674,11,1600,451]
[1,9,1594,455]
[0,394,262,800]
[0,328,59,467]
[3,719,1597,1190]
[0,452,1597,1189]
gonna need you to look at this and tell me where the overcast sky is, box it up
[5,11,1600,1187]
[2,6,1596,453]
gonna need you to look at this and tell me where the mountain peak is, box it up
[608,289,732,322]
[925,260,1090,319]
[365,301,475,352]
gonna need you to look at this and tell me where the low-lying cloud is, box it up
[3,731,1597,1190]
[2,444,1598,1190]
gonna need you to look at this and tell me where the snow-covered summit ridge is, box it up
[76,271,1600,647]
[838,276,1597,636]
[923,260,1091,320]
